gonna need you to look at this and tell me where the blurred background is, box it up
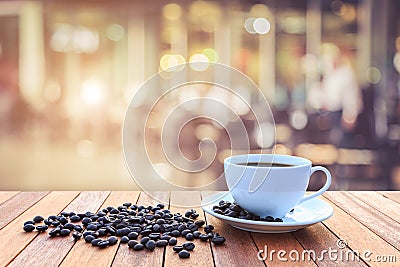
[1,0,400,190]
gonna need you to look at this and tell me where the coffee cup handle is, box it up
[298,166,332,205]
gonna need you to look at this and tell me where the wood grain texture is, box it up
[321,196,400,267]
[350,191,400,224]
[252,233,317,267]
[0,191,20,205]
[112,191,170,267]
[201,191,265,267]
[293,223,367,267]
[324,191,400,250]
[60,191,141,267]
[8,191,110,267]
[378,191,400,204]
[0,191,80,266]
[164,191,214,267]
[0,191,49,229]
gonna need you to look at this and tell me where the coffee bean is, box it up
[98,240,109,248]
[194,220,205,227]
[178,250,190,258]
[171,230,180,237]
[156,240,168,247]
[275,218,283,222]
[140,237,150,245]
[32,215,44,223]
[173,245,184,252]
[91,238,102,246]
[204,225,214,233]
[188,223,199,232]
[149,233,160,240]
[63,223,75,230]
[183,242,195,251]
[181,229,191,237]
[60,229,71,236]
[82,218,92,225]
[226,211,240,217]
[145,240,156,251]
[23,224,35,232]
[85,235,95,243]
[58,216,68,225]
[128,240,138,248]
[116,227,130,236]
[72,232,82,240]
[140,229,152,236]
[199,234,209,241]
[51,221,60,227]
[106,226,116,235]
[123,202,132,207]
[97,228,108,237]
[108,236,118,245]
[24,220,35,225]
[120,236,130,243]
[61,211,70,217]
[128,231,139,240]
[133,243,144,251]
[83,231,95,237]
[86,224,97,231]
[43,219,51,226]
[185,233,194,241]
[74,224,83,232]
[70,215,81,222]
[193,231,201,239]
[265,216,274,222]
[211,236,226,245]
[168,237,177,246]
[36,225,48,232]
[49,227,61,237]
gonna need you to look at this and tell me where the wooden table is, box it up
[0,191,399,266]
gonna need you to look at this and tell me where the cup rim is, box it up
[224,154,312,169]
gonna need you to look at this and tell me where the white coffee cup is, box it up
[224,154,332,218]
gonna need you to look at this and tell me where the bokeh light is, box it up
[106,24,125,41]
[253,18,271,34]
[163,3,182,21]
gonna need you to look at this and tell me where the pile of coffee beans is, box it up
[23,203,225,259]
[212,200,285,222]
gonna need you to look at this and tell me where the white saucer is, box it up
[201,192,333,233]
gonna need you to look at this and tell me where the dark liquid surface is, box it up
[236,162,295,167]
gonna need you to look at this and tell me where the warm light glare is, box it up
[253,18,271,34]
[106,24,125,41]
[244,18,257,34]
[290,110,308,130]
[163,3,182,20]
[202,48,218,62]
[189,53,209,71]
[81,79,105,105]
[160,54,185,71]
[366,67,381,84]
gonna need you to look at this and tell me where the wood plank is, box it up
[60,191,141,267]
[252,233,317,267]
[0,191,49,229]
[321,196,400,267]
[324,191,400,251]
[112,191,170,267]
[293,223,367,267]
[201,191,265,267]
[164,191,214,267]
[0,191,80,266]
[8,191,110,267]
[0,191,20,205]
[378,191,400,204]
[350,191,400,224]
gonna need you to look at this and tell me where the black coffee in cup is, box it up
[236,162,294,167]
